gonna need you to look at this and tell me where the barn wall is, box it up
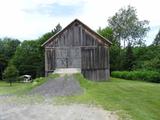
[82,69,110,81]
[44,21,110,81]
[81,46,109,81]
[45,22,103,47]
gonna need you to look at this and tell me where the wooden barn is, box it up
[42,19,112,81]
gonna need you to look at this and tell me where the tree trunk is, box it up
[9,80,12,86]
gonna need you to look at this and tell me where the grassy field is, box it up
[0,74,160,120]
[0,74,59,95]
[57,74,160,120]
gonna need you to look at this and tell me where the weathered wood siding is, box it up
[44,21,110,81]
[81,46,109,80]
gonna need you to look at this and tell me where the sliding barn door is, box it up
[55,47,81,68]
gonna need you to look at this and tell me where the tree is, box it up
[1,38,20,60]
[3,64,18,86]
[97,27,113,40]
[133,45,160,71]
[0,54,7,80]
[0,38,20,80]
[11,40,41,78]
[123,43,134,71]
[153,29,160,45]
[97,27,117,44]
[53,23,62,33]
[108,5,150,47]
[110,44,124,71]
[11,24,62,78]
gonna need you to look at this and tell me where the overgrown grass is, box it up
[56,74,160,120]
[0,74,59,95]
[111,71,160,83]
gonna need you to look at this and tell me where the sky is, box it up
[0,0,159,45]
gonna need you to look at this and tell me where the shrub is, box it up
[3,64,19,86]
[111,71,160,83]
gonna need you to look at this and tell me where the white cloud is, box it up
[0,0,159,44]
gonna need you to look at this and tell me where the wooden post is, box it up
[45,48,48,76]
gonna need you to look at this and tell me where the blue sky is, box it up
[0,0,159,45]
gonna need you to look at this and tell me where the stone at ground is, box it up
[0,103,118,120]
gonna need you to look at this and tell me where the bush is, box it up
[3,64,19,86]
[111,71,160,83]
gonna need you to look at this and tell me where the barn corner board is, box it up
[42,19,112,81]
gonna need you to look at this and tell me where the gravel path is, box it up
[30,75,83,97]
[0,103,118,120]
[0,75,118,120]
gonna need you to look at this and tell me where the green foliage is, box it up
[0,54,7,80]
[133,45,160,71]
[97,27,116,43]
[111,71,160,83]
[10,24,62,78]
[141,56,160,71]
[0,38,20,60]
[3,64,19,86]
[97,27,123,71]
[11,40,41,78]
[123,43,135,71]
[110,44,123,71]
[38,31,56,45]
[108,5,149,47]
[0,38,20,79]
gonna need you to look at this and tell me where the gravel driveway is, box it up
[0,75,118,120]
[0,103,118,120]
[30,75,83,97]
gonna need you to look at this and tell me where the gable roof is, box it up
[41,19,112,47]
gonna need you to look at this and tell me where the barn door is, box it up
[68,47,81,68]
[55,47,81,68]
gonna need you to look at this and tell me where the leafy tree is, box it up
[11,40,41,78]
[1,38,20,60]
[3,64,18,86]
[153,29,160,45]
[143,56,160,71]
[110,44,124,71]
[98,27,114,41]
[133,45,160,71]
[38,31,56,45]
[53,23,62,33]
[0,38,20,80]
[0,54,7,80]
[11,24,62,78]
[123,43,134,71]
[108,5,150,47]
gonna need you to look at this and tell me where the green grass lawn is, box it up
[0,74,59,95]
[0,81,33,95]
[0,74,160,120]
[57,74,160,120]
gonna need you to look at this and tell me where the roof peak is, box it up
[41,19,112,47]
